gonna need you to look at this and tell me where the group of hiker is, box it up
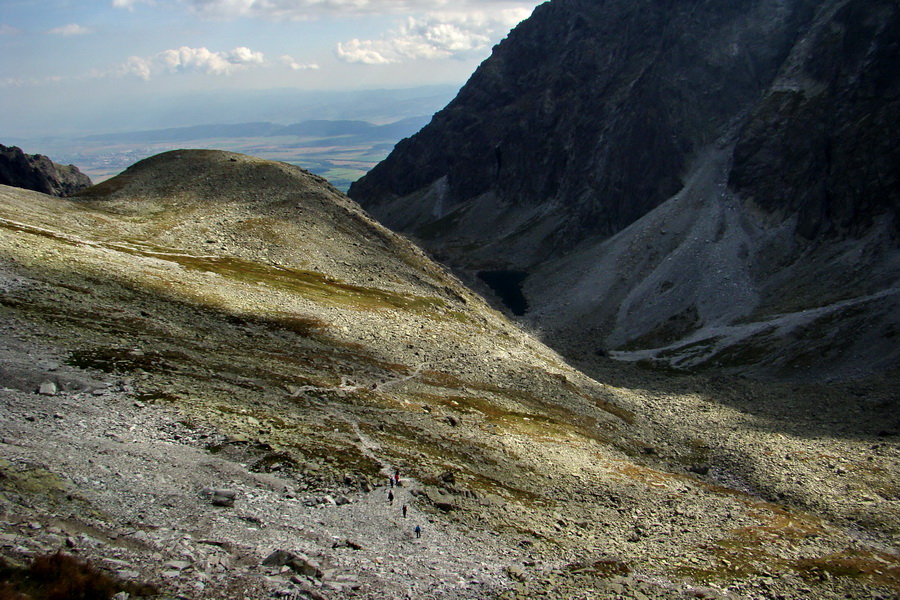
[387,469,421,539]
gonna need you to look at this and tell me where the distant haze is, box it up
[6,85,460,140]
[5,85,461,191]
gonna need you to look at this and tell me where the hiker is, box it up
[415,525,421,538]
[402,505,408,518]
[388,490,394,504]
[390,476,394,489]
[394,470,401,487]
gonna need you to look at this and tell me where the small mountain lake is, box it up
[477,270,529,316]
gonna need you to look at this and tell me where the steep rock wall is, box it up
[729,0,900,240]
[350,0,819,263]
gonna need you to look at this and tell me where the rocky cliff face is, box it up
[349,0,900,381]
[0,144,92,196]
[350,0,820,263]
[729,0,900,240]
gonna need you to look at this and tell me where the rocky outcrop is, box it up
[349,0,900,380]
[0,144,92,197]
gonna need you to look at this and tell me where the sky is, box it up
[1,0,544,137]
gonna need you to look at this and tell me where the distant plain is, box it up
[20,124,417,193]
[7,85,458,191]
[40,130,409,192]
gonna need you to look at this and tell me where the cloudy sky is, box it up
[2,0,543,137]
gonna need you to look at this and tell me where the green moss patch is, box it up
[792,550,900,589]
[0,461,68,502]
[674,500,900,591]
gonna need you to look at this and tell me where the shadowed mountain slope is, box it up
[348,0,900,381]
[1,150,897,598]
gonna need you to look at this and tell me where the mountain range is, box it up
[77,117,432,146]
[349,0,900,382]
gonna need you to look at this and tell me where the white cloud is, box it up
[46,23,93,36]
[335,39,391,65]
[280,55,319,70]
[336,9,531,64]
[0,24,24,35]
[112,45,267,80]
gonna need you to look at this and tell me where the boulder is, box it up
[262,550,323,578]
[200,488,237,507]
[38,381,58,396]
